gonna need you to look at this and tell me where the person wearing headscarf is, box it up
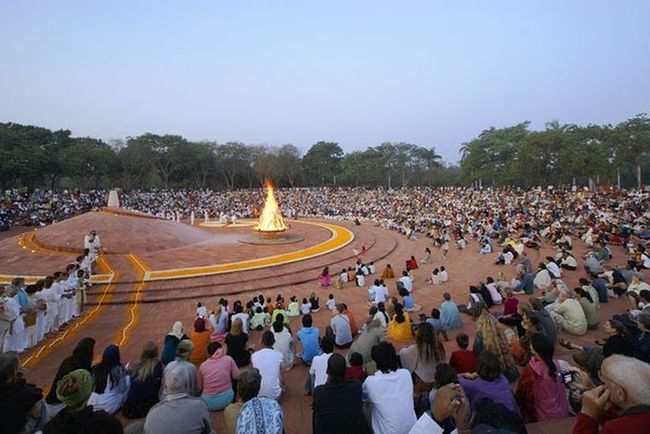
[46,337,95,415]
[161,321,188,365]
[88,345,130,414]
[43,369,120,434]
[189,317,211,366]
[160,339,198,399]
[144,365,215,434]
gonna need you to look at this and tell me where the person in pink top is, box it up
[197,341,240,411]
[515,333,569,422]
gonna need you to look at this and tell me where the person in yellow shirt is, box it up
[387,304,413,342]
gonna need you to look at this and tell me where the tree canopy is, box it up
[1,114,648,191]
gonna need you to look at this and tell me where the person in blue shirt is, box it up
[297,315,321,366]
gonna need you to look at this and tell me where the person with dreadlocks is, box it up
[472,311,519,382]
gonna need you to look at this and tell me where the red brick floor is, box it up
[13,217,647,434]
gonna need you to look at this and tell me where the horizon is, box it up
[1,1,649,163]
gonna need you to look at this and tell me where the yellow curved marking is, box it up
[148,220,354,281]
[20,256,117,368]
[114,254,146,347]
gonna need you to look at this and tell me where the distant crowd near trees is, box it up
[0,113,648,191]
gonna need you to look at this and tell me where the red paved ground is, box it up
[11,215,646,434]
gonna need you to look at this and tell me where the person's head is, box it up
[134,341,159,381]
[394,303,405,323]
[637,312,650,333]
[530,333,557,378]
[604,319,628,337]
[328,293,334,300]
[430,308,441,319]
[176,339,194,361]
[165,364,194,395]
[398,286,409,298]
[440,266,445,272]
[326,353,347,384]
[349,352,363,367]
[0,352,19,384]
[302,314,313,328]
[207,341,222,357]
[377,301,385,311]
[476,351,503,382]
[600,355,650,409]
[487,276,494,284]
[261,330,275,348]
[529,297,544,311]
[194,317,207,333]
[320,336,334,354]
[238,368,262,402]
[402,270,408,277]
[272,317,284,333]
[231,318,243,336]
[579,277,590,286]
[573,287,593,303]
[456,333,469,350]
[302,297,308,304]
[371,341,399,373]
[56,369,93,410]
[335,303,345,314]
[72,337,96,365]
[443,292,451,301]
[434,363,458,388]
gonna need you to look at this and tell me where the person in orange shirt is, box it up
[189,317,211,366]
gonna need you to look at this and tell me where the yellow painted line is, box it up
[114,254,147,347]
[21,256,117,368]
[147,220,354,280]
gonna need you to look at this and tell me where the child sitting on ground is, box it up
[345,352,366,382]
[287,296,300,317]
[326,293,336,310]
[309,291,320,312]
[300,297,312,315]
[250,306,266,331]
[439,266,449,283]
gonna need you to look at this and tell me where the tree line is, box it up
[0,123,459,190]
[460,114,650,189]
[0,114,648,191]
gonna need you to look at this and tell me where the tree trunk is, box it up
[637,164,642,190]
[617,167,621,190]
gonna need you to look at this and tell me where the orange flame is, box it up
[256,180,287,232]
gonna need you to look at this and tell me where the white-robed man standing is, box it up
[83,230,101,263]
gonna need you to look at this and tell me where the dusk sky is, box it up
[1,1,649,162]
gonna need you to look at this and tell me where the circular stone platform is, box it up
[238,232,305,245]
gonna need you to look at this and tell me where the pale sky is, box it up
[1,1,649,162]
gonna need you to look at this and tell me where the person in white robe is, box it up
[83,230,101,263]
[2,286,25,353]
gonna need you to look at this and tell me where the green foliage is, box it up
[1,115,648,190]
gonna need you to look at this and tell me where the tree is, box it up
[63,138,119,188]
[460,122,530,186]
[616,114,650,189]
[302,141,343,186]
[215,142,251,189]
[276,144,303,187]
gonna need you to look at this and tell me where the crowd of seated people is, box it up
[1,186,650,433]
